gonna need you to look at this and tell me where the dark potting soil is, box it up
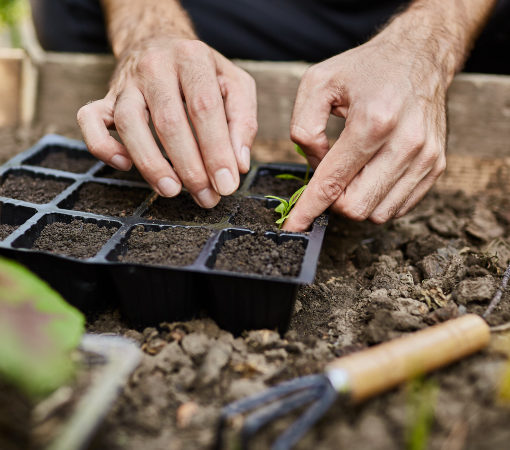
[95,166,146,183]
[0,224,17,240]
[0,173,71,204]
[144,193,235,224]
[215,233,305,277]
[230,197,280,232]
[250,173,304,198]
[70,183,149,217]
[33,150,96,173]
[32,220,117,259]
[118,226,211,267]
[0,381,31,450]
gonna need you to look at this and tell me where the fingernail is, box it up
[157,177,180,197]
[110,154,131,171]
[241,146,251,171]
[214,168,237,195]
[195,188,220,208]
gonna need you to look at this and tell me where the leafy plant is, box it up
[405,377,438,450]
[275,144,311,184]
[0,0,29,47]
[266,184,307,229]
[0,257,85,397]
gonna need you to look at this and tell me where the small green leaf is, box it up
[289,185,307,206]
[0,258,85,397]
[275,174,305,182]
[294,144,306,158]
[275,202,287,215]
[275,217,286,224]
[265,195,287,203]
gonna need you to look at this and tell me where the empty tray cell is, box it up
[144,192,235,224]
[23,145,97,173]
[0,170,73,204]
[229,197,280,232]
[209,229,307,278]
[110,224,212,267]
[249,166,311,197]
[13,214,120,259]
[95,165,146,183]
[60,182,150,217]
[0,202,37,240]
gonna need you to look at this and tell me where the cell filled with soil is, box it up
[23,146,97,173]
[0,171,72,204]
[229,197,280,232]
[211,230,306,277]
[14,215,120,259]
[249,167,309,197]
[0,202,36,240]
[114,225,212,267]
[60,182,150,217]
[95,165,146,183]
[143,193,235,224]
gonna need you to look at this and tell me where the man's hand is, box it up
[77,1,257,208]
[284,0,496,231]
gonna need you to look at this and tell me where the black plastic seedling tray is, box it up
[0,135,328,334]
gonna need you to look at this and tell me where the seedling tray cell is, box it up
[0,135,328,334]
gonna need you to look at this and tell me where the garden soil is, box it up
[0,173,71,204]
[84,189,510,450]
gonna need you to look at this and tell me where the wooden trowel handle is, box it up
[326,314,490,403]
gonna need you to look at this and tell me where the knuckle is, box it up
[420,148,440,169]
[402,129,426,154]
[178,167,208,188]
[290,124,318,148]
[175,39,209,58]
[315,177,345,204]
[137,50,163,77]
[86,139,107,158]
[113,108,130,134]
[243,118,258,136]
[76,105,90,126]
[432,156,447,177]
[303,65,326,85]
[153,109,183,134]
[187,93,222,116]
[365,106,398,138]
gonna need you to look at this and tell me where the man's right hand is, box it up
[77,37,257,208]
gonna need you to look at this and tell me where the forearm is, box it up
[375,0,497,85]
[100,0,196,58]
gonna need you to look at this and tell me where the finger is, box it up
[290,66,337,168]
[331,126,425,221]
[140,66,220,208]
[367,151,445,223]
[282,111,390,232]
[178,41,239,195]
[113,84,182,198]
[77,95,132,171]
[220,68,257,173]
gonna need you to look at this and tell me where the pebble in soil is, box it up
[95,166,146,183]
[229,197,280,232]
[118,226,212,267]
[144,193,236,224]
[0,173,71,204]
[69,183,150,217]
[28,149,97,173]
[84,189,510,450]
[214,233,305,277]
[32,220,118,259]
[250,171,305,197]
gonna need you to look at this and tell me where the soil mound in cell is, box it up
[34,150,96,173]
[215,233,305,277]
[0,224,17,240]
[119,226,212,267]
[71,183,149,217]
[250,173,304,197]
[96,166,146,183]
[33,220,117,259]
[0,173,71,204]
[230,198,280,232]
[144,194,235,224]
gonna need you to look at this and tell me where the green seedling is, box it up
[0,257,85,397]
[275,144,311,184]
[0,0,29,47]
[266,184,307,229]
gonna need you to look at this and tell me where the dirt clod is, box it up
[32,150,96,173]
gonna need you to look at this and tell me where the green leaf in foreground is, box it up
[0,257,85,397]
[266,185,307,229]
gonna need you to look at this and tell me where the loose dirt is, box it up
[32,220,117,259]
[250,172,305,198]
[95,166,146,183]
[0,173,71,204]
[215,233,305,277]
[29,149,96,173]
[119,226,212,267]
[229,197,280,232]
[0,224,17,241]
[144,194,235,224]
[69,183,149,217]
[85,189,510,450]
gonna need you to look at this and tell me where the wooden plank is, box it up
[0,48,24,127]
